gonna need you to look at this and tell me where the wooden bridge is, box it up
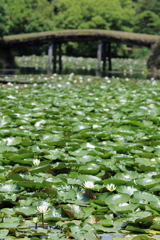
[0,29,160,73]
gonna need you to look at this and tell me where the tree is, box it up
[54,0,135,32]
[0,1,9,37]
[133,0,160,34]
[52,0,135,57]
[4,0,55,35]
[134,10,160,34]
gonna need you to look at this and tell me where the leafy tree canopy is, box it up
[134,10,160,35]
[4,0,55,35]
[133,0,160,34]
[0,1,9,37]
[54,0,134,32]
[1,0,160,37]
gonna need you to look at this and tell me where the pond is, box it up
[0,56,160,240]
[0,66,157,81]
[0,55,158,80]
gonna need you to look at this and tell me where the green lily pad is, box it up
[0,223,18,229]
[79,163,100,175]
[0,116,11,127]
[0,229,9,239]
[0,145,9,153]
[105,193,130,205]
[72,124,90,132]
[45,207,65,221]
[14,206,36,216]
[0,183,19,192]
[109,202,139,213]
[116,186,138,195]
[103,179,132,186]
[5,137,22,146]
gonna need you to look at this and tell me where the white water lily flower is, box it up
[33,159,40,167]
[84,181,95,189]
[106,184,116,192]
[37,205,49,214]
[33,217,39,223]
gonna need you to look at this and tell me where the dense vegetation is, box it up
[0,74,160,239]
[1,0,160,57]
[1,0,160,36]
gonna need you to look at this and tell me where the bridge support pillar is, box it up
[103,42,112,72]
[52,43,62,74]
[102,42,106,72]
[107,43,112,72]
[97,40,102,72]
[48,43,53,74]
[97,41,112,74]
[53,43,57,73]
[58,43,62,73]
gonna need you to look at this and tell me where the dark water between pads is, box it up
[0,66,158,80]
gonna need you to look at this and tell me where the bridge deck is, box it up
[1,29,160,73]
[1,29,160,47]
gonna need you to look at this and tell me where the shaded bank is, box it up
[147,41,160,78]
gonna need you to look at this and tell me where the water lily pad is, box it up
[78,174,101,182]
[0,116,11,127]
[0,222,19,229]
[132,191,159,203]
[0,145,9,153]
[105,193,130,205]
[45,208,65,221]
[0,183,18,192]
[30,164,50,173]
[117,186,138,196]
[14,206,36,216]
[72,124,90,132]
[109,202,139,213]
[5,137,22,146]
[99,218,113,227]
[135,178,160,189]
[103,179,132,186]
[79,163,100,175]
[0,229,9,238]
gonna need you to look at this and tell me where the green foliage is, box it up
[134,10,160,35]
[3,0,135,36]
[54,0,134,31]
[133,0,160,34]
[0,1,9,37]
[4,0,55,34]
[132,47,150,59]
[50,0,135,57]
[1,0,160,41]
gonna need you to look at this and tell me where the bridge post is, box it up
[102,42,106,72]
[58,43,62,74]
[53,43,57,73]
[97,40,102,72]
[52,43,62,73]
[107,43,112,71]
[48,43,53,74]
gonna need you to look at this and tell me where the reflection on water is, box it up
[101,237,112,240]
[100,234,126,240]
[30,226,125,240]
[0,66,159,80]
